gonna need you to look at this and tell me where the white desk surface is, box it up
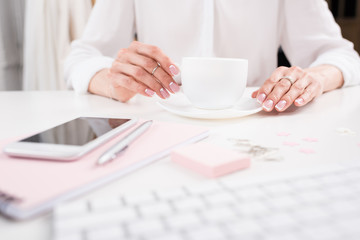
[1,86,360,240]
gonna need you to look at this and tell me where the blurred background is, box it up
[0,0,359,91]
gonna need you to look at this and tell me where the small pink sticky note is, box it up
[299,148,316,154]
[302,137,319,142]
[277,132,291,137]
[283,141,300,147]
[171,142,250,178]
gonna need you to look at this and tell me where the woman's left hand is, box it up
[252,65,344,112]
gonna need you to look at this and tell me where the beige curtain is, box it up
[23,0,92,90]
[22,0,95,145]
[0,0,25,91]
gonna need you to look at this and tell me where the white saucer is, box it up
[157,88,262,119]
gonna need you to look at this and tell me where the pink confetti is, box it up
[283,141,300,147]
[299,148,316,154]
[277,132,291,137]
[302,137,319,142]
[358,143,360,147]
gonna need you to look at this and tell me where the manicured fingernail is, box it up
[169,82,180,93]
[160,88,170,99]
[145,89,155,97]
[169,65,180,76]
[275,100,287,111]
[263,99,274,111]
[295,98,304,105]
[257,93,266,104]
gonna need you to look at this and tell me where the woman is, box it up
[65,0,360,112]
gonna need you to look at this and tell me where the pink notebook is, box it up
[0,121,208,220]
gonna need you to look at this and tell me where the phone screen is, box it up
[20,117,131,146]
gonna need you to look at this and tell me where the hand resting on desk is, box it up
[251,64,344,112]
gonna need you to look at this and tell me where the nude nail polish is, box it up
[169,82,180,93]
[257,93,266,104]
[145,89,155,97]
[160,88,170,99]
[263,99,274,111]
[295,98,304,105]
[169,65,180,76]
[275,100,287,111]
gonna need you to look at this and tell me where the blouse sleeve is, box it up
[280,0,360,87]
[64,0,135,94]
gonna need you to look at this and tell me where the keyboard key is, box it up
[292,207,331,225]
[54,200,88,218]
[226,219,263,236]
[316,173,345,186]
[186,182,223,195]
[336,217,360,236]
[263,182,294,195]
[297,190,328,203]
[235,201,270,216]
[323,185,356,199]
[301,225,342,240]
[235,187,267,200]
[204,191,237,206]
[54,232,83,240]
[144,233,185,240]
[201,206,237,223]
[290,178,321,190]
[55,214,97,233]
[173,197,206,211]
[261,213,298,231]
[89,197,123,211]
[186,225,227,240]
[266,195,299,210]
[123,191,156,206]
[328,200,360,217]
[262,232,305,240]
[127,219,165,237]
[86,225,125,240]
[166,212,202,230]
[139,202,173,217]
[156,187,187,200]
[55,208,137,232]
[341,169,360,182]
[219,178,245,189]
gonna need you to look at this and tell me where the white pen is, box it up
[97,120,153,165]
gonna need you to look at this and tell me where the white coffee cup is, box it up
[181,57,248,110]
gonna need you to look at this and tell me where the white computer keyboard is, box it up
[53,164,360,240]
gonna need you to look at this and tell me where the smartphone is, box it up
[3,117,137,161]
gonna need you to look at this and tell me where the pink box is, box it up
[171,142,250,178]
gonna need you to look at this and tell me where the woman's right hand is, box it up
[89,41,181,102]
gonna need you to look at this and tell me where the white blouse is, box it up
[65,0,360,94]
